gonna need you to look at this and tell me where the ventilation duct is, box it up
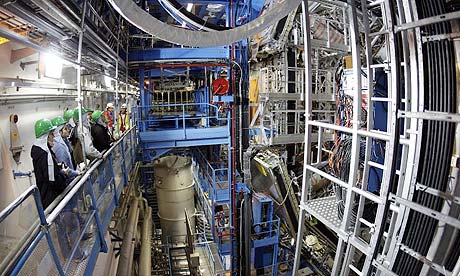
[108,0,302,47]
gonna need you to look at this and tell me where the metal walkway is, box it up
[0,128,136,276]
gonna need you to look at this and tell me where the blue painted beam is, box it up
[139,126,229,142]
[142,136,228,150]
[198,4,208,18]
[145,67,203,77]
[129,46,229,62]
[138,126,230,158]
[213,9,226,24]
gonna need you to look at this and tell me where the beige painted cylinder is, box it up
[154,155,195,243]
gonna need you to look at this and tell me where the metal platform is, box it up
[300,196,342,235]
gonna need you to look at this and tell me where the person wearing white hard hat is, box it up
[103,102,115,129]
[117,103,130,133]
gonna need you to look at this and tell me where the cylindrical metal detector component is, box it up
[154,155,195,243]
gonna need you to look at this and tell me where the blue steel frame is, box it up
[0,128,137,276]
[131,12,239,269]
[192,146,233,267]
[251,194,280,276]
[128,46,230,62]
[135,103,231,162]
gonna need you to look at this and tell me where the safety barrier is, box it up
[134,103,228,132]
[0,127,136,276]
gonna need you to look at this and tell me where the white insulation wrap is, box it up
[108,0,302,47]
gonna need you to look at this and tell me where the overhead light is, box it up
[207,4,224,12]
[104,75,112,88]
[42,52,63,79]
[181,3,194,28]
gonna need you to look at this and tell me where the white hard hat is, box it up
[121,103,127,109]
[106,102,114,109]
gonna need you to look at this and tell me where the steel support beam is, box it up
[128,47,230,62]
[292,0,313,273]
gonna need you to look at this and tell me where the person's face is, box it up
[47,131,55,147]
[121,108,126,114]
[61,126,70,138]
[108,107,114,113]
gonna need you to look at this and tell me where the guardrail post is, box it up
[86,177,108,252]
[109,153,119,204]
[121,138,128,187]
[32,188,66,276]
[182,104,186,139]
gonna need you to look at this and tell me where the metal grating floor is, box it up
[17,222,97,276]
[17,235,90,276]
[301,196,342,234]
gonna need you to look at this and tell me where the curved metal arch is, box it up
[108,0,301,47]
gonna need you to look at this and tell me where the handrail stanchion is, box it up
[182,104,186,138]
[32,187,66,276]
[86,177,109,253]
[121,136,128,187]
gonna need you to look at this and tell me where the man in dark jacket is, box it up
[32,118,86,261]
[31,118,70,209]
[90,110,112,152]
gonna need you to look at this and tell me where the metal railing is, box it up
[134,103,228,132]
[0,127,136,276]
[193,147,229,197]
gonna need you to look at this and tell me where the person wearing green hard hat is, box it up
[90,110,112,152]
[31,118,69,208]
[72,107,94,123]
[52,116,87,261]
[72,107,102,162]
[63,109,74,124]
[50,116,79,177]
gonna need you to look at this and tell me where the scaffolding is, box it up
[293,0,460,275]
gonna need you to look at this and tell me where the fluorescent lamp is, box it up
[104,75,112,88]
[181,3,193,27]
[42,52,63,79]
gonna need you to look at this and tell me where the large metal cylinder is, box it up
[154,155,195,243]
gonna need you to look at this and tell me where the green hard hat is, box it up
[51,116,66,127]
[63,109,73,122]
[34,118,56,138]
[73,107,93,121]
[91,110,107,122]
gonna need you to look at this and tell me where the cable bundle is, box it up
[329,138,369,226]
[392,1,457,275]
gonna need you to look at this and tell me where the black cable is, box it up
[393,1,457,274]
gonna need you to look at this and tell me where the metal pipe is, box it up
[47,159,101,223]
[30,0,81,33]
[452,257,460,276]
[114,17,121,136]
[139,207,152,276]
[77,0,88,166]
[116,197,140,276]
[292,0,312,273]
[0,186,37,222]
[231,60,244,172]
